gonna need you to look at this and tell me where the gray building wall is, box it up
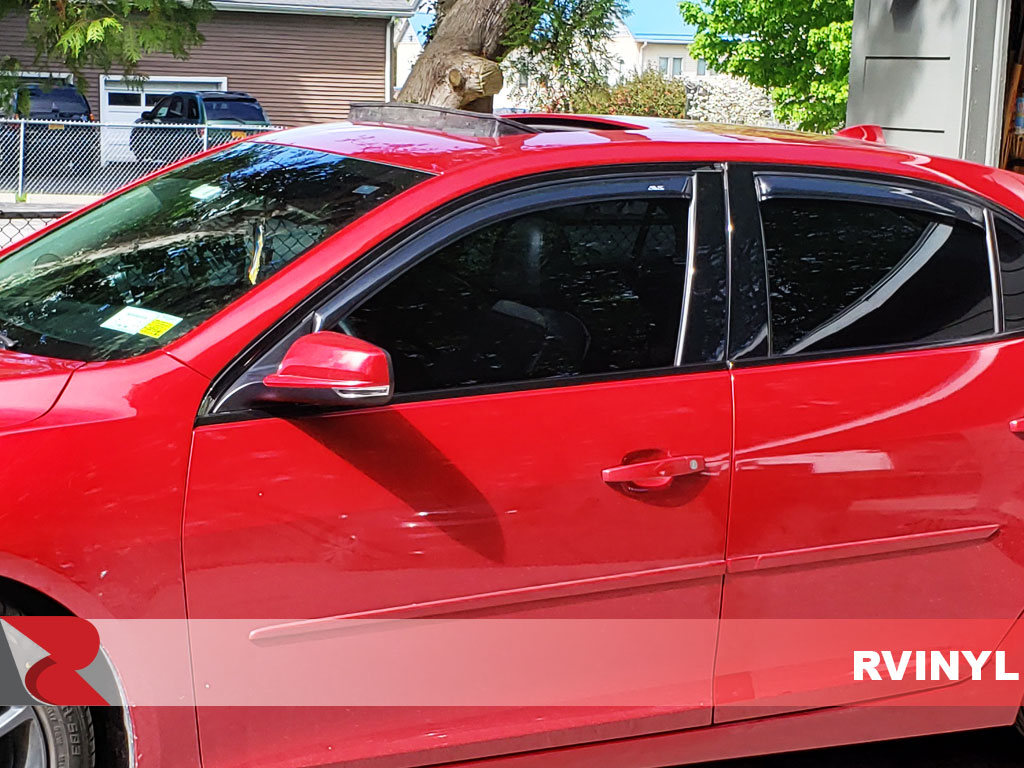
[847,0,1011,165]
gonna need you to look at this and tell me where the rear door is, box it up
[184,169,735,768]
[716,166,1024,721]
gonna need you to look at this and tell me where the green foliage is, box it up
[0,0,214,101]
[571,68,687,117]
[504,0,628,112]
[680,0,853,132]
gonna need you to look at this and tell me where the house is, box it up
[609,1,706,82]
[393,11,432,98]
[0,0,417,128]
[392,0,705,112]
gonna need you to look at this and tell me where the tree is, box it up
[398,0,626,113]
[680,0,853,132]
[0,0,214,101]
[502,0,627,112]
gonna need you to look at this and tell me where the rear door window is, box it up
[756,174,995,357]
[995,218,1024,331]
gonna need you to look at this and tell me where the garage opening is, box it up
[1001,0,1024,170]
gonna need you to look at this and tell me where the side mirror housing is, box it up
[140,110,154,121]
[261,332,393,408]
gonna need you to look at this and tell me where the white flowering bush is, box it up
[681,74,783,128]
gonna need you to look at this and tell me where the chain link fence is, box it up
[1,119,279,197]
[0,209,64,250]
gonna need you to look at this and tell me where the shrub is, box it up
[572,68,687,118]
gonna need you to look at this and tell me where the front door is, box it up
[715,166,1024,721]
[183,170,734,768]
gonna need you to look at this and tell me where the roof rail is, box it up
[348,102,539,139]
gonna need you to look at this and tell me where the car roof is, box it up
[250,111,1024,212]
[22,84,83,96]
[193,91,259,100]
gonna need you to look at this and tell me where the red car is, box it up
[3,103,1024,768]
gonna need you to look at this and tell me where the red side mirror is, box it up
[262,332,393,406]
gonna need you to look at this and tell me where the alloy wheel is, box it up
[0,707,51,768]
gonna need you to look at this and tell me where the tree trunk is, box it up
[397,0,525,111]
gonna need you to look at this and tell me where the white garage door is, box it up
[99,76,227,164]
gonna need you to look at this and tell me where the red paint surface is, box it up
[0,117,1022,767]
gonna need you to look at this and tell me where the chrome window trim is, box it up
[675,172,701,366]
[985,207,1005,333]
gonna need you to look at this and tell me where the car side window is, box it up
[995,217,1024,332]
[166,96,185,121]
[152,98,171,119]
[186,96,200,122]
[339,197,693,394]
[758,182,994,356]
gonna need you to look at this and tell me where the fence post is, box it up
[202,126,209,152]
[15,121,26,199]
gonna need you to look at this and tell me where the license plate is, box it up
[47,123,64,131]
[230,130,246,139]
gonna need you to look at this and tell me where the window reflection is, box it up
[0,143,429,361]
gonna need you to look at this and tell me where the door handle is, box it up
[602,455,706,490]
[1011,419,1024,434]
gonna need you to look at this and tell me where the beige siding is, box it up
[0,11,387,126]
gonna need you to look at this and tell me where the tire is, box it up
[0,600,96,768]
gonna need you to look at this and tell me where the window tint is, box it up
[996,218,1024,331]
[341,198,693,394]
[760,196,994,356]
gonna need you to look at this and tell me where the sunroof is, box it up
[349,102,538,139]
[348,102,643,137]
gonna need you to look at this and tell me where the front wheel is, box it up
[0,705,94,768]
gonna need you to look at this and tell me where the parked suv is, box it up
[3,84,98,176]
[129,90,271,163]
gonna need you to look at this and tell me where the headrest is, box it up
[493,217,572,307]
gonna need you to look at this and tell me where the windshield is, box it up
[0,142,430,361]
[205,98,268,124]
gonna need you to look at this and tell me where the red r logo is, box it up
[4,617,108,705]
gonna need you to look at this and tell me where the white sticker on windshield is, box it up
[190,183,223,201]
[101,307,183,339]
